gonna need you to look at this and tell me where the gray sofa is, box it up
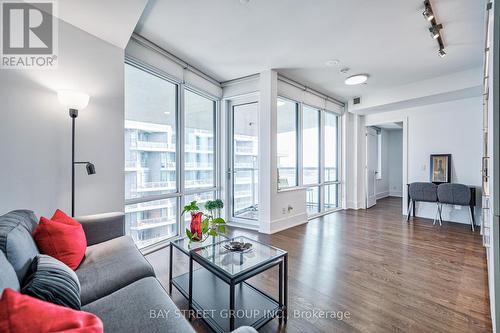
[0,210,256,333]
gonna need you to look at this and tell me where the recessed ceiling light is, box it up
[325,59,340,67]
[345,74,369,85]
[164,111,170,115]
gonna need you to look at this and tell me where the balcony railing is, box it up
[131,140,176,151]
[131,216,176,231]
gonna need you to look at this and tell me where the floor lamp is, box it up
[57,90,95,217]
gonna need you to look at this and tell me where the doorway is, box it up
[365,122,404,209]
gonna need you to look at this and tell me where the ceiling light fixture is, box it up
[345,74,368,86]
[422,0,446,58]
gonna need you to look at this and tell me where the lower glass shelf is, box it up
[172,268,280,332]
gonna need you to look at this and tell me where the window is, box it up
[276,97,341,216]
[184,90,216,190]
[324,112,338,182]
[125,64,178,248]
[277,98,298,189]
[302,106,320,185]
[124,63,219,249]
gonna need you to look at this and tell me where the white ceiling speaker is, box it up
[345,74,369,85]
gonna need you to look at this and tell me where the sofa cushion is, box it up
[0,288,103,333]
[82,277,195,333]
[21,254,81,310]
[0,210,39,280]
[76,236,155,305]
[0,251,19,295]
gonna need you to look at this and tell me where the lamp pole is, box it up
[70,108,78,217]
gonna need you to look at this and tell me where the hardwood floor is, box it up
[146,197,491,333]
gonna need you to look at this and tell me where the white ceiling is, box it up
[55,0,148,49]
[135,0,486,101]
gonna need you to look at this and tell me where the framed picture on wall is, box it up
[430,154,451,184]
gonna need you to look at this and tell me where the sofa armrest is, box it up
[74,212,125,246]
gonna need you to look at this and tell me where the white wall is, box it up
[0,20,124,217]
[388,130,403,197]
[365,96,483,224]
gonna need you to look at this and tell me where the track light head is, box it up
[422,6,434,21]
[438,48,446,58]
[429,24,442,39]
[86,163,96,175]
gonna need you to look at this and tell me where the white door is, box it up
[366,127,378,208]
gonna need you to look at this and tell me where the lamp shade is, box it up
[57,90,90,110]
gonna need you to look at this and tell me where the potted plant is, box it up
[181,199,226,242]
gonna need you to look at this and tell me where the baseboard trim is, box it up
[265,212,308,234]
[376,191,390,200]
[390,191,403,197]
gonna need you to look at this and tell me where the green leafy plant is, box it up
[182,199,226,242]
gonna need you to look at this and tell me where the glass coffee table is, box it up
[169,235,288,333]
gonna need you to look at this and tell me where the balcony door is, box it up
[229,99,259,225]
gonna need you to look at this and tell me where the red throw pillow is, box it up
[0,288,103,333]
[32,210,87,270]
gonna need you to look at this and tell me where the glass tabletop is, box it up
[191,236,287,278]
[171,234,229,255]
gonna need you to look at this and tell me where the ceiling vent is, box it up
[353,97,361,105]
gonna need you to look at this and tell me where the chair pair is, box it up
[407,182,475,231]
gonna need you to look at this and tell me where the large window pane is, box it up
[325,184,339,210]
[184,90,215,190]
[233,103,259,220]
[125,198,177,249]
[306,186,320,215]
[277,98,298,189]
[302,106,320,185]
[125,64,177,200]
[324,112,338,182]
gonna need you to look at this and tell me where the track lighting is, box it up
[422,0,446,58]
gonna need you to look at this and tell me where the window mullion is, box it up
[178,84,185,232]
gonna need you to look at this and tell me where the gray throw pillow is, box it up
[21,254,81,309]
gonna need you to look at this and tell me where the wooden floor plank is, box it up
[146,197,491,333]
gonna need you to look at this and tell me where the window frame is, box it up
[124,59,221,252]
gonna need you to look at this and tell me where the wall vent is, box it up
[353,97,361,105]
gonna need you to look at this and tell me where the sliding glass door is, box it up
[228,99,259,225]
